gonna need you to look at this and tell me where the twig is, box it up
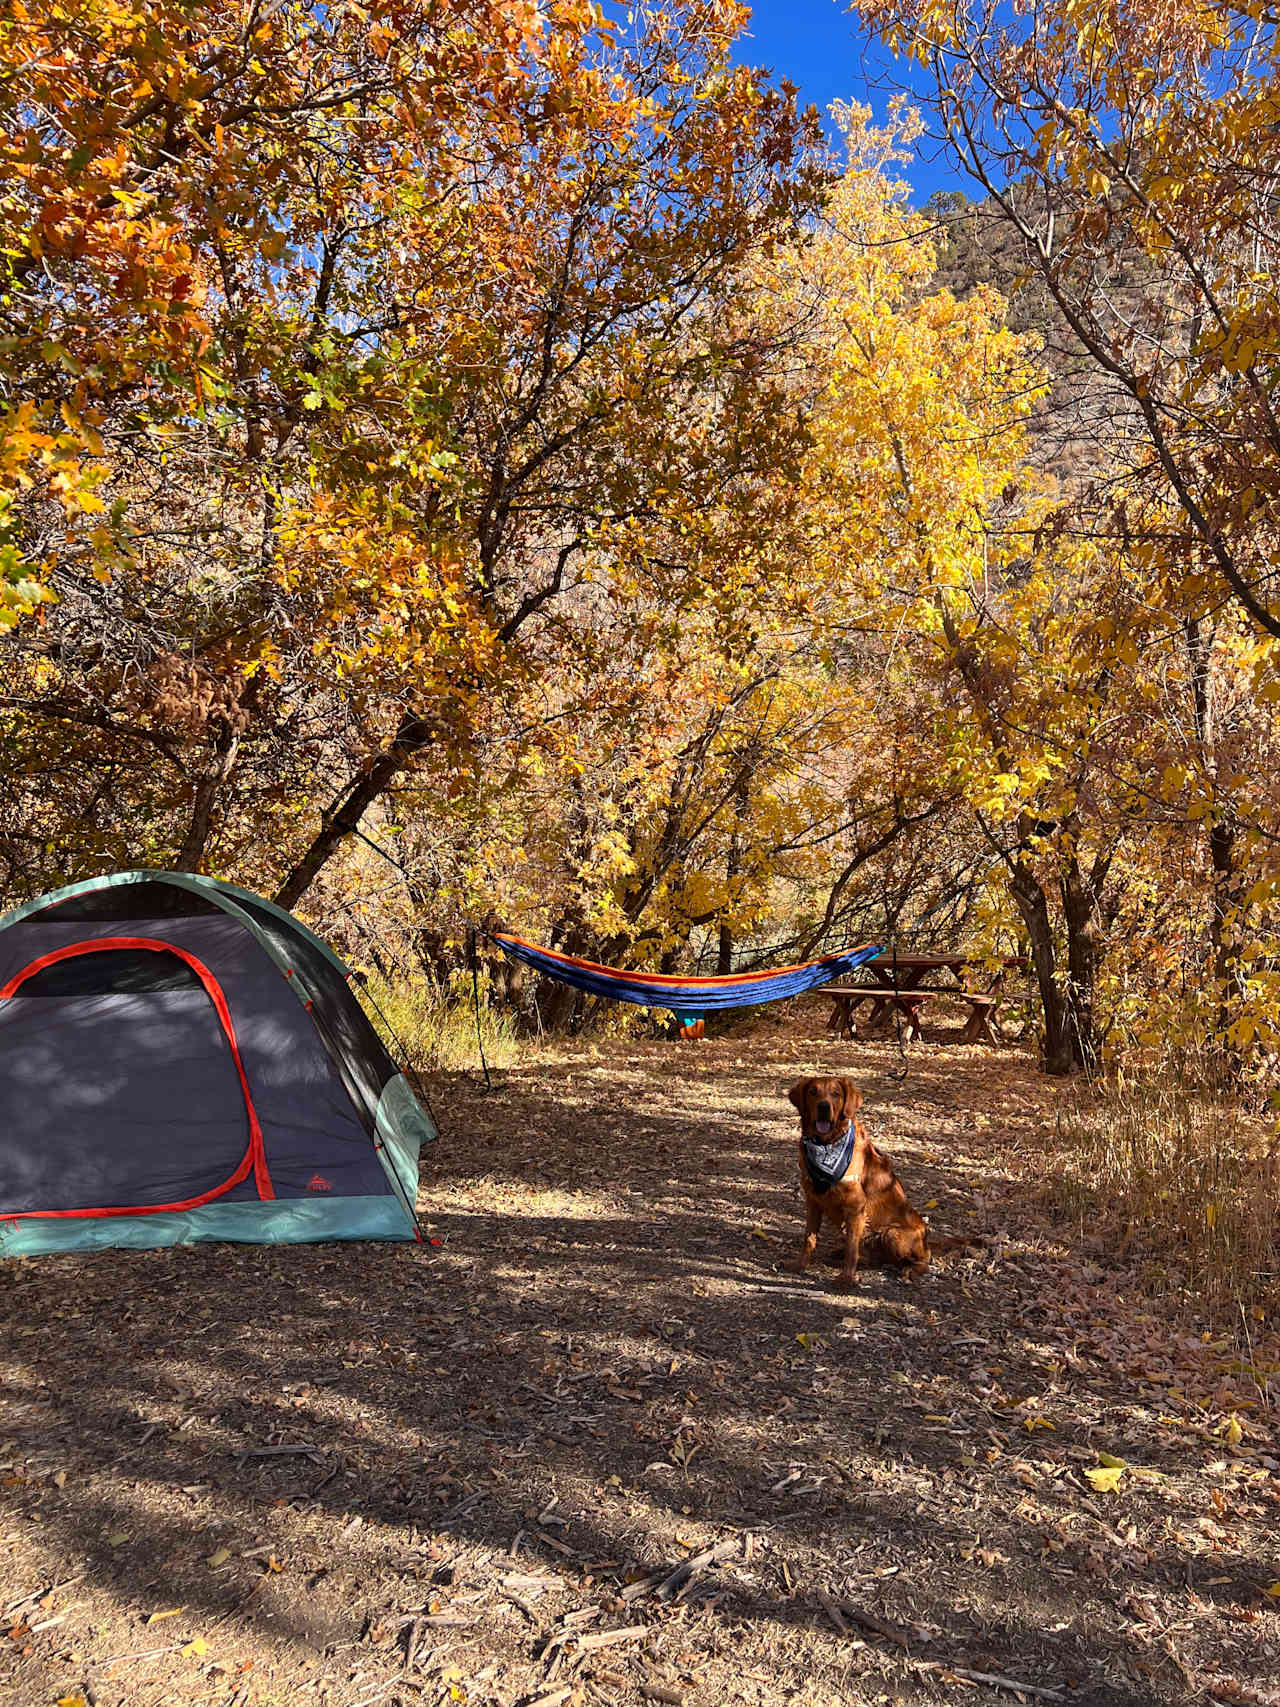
[436,1490,486,1524]
[4,1573,85,1619]
[234,1443,327,1461]
[503,1591,543,1625]
[816,1590,850,1636]
[654,1538,739,1602]
[620,1571,663,1603]
[524,1689,573,1707]
[841,1606,912,1648]
[348,1682,396,1707]
[402,1616,425,1672]
[946,1667,1065,1701]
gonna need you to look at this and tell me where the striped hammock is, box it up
[489,932,881,1013]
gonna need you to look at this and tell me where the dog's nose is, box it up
[816,1101,832,1121]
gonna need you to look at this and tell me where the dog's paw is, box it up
[832,1272,860,1293]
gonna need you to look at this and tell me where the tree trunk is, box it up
[273,712,436,910]
[1008,861,1089,1075]
[1185,618,1244,1062]
[174,721,240,873]
[1059,851,1103,1073]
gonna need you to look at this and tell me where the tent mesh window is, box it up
[232,898,398,1130]
[35,882,223,920]
[14,948,205,996]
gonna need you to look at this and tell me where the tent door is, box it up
[0,937,272,1219]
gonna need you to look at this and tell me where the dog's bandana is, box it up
[802,1125,856,1193]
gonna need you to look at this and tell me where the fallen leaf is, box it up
[146,1608,184,1625]
[181,1637,208,1658]
[1085,1466,1126,1494]
[207,1547,231,1567]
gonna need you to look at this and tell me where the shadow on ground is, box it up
[1,1027,1277,1707]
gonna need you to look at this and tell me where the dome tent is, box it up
[0,871,434,1255]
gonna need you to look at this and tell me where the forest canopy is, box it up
[3,0,1279,1081]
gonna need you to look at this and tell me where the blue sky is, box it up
[730,0,971,203]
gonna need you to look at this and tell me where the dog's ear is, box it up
[840,1079,863,1115]
[787,1080,810,1112]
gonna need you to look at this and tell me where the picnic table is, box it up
[817,952,1022,1045]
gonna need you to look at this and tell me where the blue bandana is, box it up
[802,1126,857,1193]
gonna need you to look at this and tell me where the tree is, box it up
[855,0,1280,641]
[1,1,826,901]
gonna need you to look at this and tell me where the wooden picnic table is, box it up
[818,952,1024,1045]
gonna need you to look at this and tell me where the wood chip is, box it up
[525,1689,573,1707]
[576,1624,649,1652]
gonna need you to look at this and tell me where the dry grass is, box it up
[1049,1075,1280,1333]
[359,975,522,1075]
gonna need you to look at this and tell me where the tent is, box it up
[0,871,434,1256]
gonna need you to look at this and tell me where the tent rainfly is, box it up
[0,871,434,1256]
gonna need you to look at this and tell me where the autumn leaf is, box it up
[1085,1466,1126,1494]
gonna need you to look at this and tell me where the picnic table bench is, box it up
[817,952,1021,1045]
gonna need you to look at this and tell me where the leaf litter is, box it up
[0,1015,1277,1706]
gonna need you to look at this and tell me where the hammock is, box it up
[489,932,882,1014]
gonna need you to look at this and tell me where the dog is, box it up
[785,1076,977,1288]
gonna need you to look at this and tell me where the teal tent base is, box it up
[0,1192,420,1258]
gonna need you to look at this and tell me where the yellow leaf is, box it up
[1264,1582,1280,1598]
[1024,1416,1054,1431]
[1097,1451,1128,1469]
[1085,1466,1125,1494]
[146,1607,184,1624]
[1221,1415,1243,1446]
[207,1546,231,1567]
[181,1637,208,1658]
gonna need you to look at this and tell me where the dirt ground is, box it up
[3,1015,1280,1707]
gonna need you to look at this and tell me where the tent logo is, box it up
[307,1173,333,1192]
